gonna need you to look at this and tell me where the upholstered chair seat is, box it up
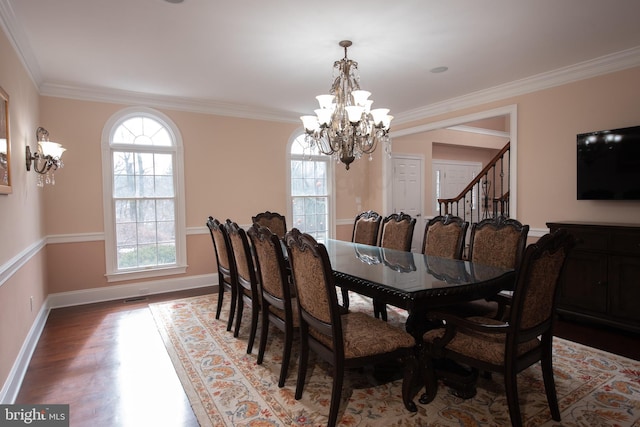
[309,311,415,358]
[423,317,539,365]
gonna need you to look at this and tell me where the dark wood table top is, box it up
[325,239,515,313]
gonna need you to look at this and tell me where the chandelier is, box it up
[300,40,393,170]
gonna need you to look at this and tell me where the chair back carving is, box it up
[351,210,382,246]
[252,211,287,239]
[379,212,416,251]
[468,216,529,270]
[421,215,468,259]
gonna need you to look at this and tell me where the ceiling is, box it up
[2,0,640,124]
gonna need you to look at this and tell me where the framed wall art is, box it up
[0,86,11,194]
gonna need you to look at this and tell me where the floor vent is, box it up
[123,296,149,303]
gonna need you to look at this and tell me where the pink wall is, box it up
[0,27,46,394]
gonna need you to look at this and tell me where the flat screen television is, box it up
[577,125,640,200]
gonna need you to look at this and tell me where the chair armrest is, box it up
[485,291,512,320]
[488,291,512,305]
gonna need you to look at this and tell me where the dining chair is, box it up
[252,211,287,239]
[247,223,299,387]
[379,212,416,251]
[341,210,382,310]
[284,228,418,427]
[206,216,238,333]
[421,215,468,259]
[375,212,416,319]
[419,228,575,427]
[450,216,529,318]
[351,210,382,245]
[226,220,261,354]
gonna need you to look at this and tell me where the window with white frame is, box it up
[289,134,333,242]
[101,108,186,281]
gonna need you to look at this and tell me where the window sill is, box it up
[106,265,188,283]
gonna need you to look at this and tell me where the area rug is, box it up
[150,293,640,426]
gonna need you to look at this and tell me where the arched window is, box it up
[101,107,186,281]
[288,134,334,241]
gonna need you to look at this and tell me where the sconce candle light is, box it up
[25,127,66,187]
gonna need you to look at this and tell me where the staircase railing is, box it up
[438,142,510,227]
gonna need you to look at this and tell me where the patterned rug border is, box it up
[150,293,640,427]
[151,297,214,425]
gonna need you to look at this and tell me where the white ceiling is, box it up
[2,0,640,124]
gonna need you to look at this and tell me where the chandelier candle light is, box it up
[300,40,393,170]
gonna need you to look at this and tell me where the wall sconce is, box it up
[26,127,66,187]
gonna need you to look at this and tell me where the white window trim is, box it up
[101,107,187,282]
[286,130,336,239]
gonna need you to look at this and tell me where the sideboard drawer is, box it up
[611,232,640,256]
[567,229,609,251]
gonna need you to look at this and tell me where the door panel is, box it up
[392,156,422,251]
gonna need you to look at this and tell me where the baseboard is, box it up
[0,301,49,404]
[46,273,217,309]
[0,273,218,404]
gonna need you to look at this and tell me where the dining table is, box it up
[324,239,516,342]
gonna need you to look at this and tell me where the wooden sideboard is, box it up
[547,221,640,334]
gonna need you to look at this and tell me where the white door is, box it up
[432,160,482,218]
[392,155,423,251]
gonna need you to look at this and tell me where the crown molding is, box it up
[40,82,301,124]
[393,46,640,125]
[40,45,640,125]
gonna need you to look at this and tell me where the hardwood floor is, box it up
[15,288,211,427]
[15,288,639,426]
